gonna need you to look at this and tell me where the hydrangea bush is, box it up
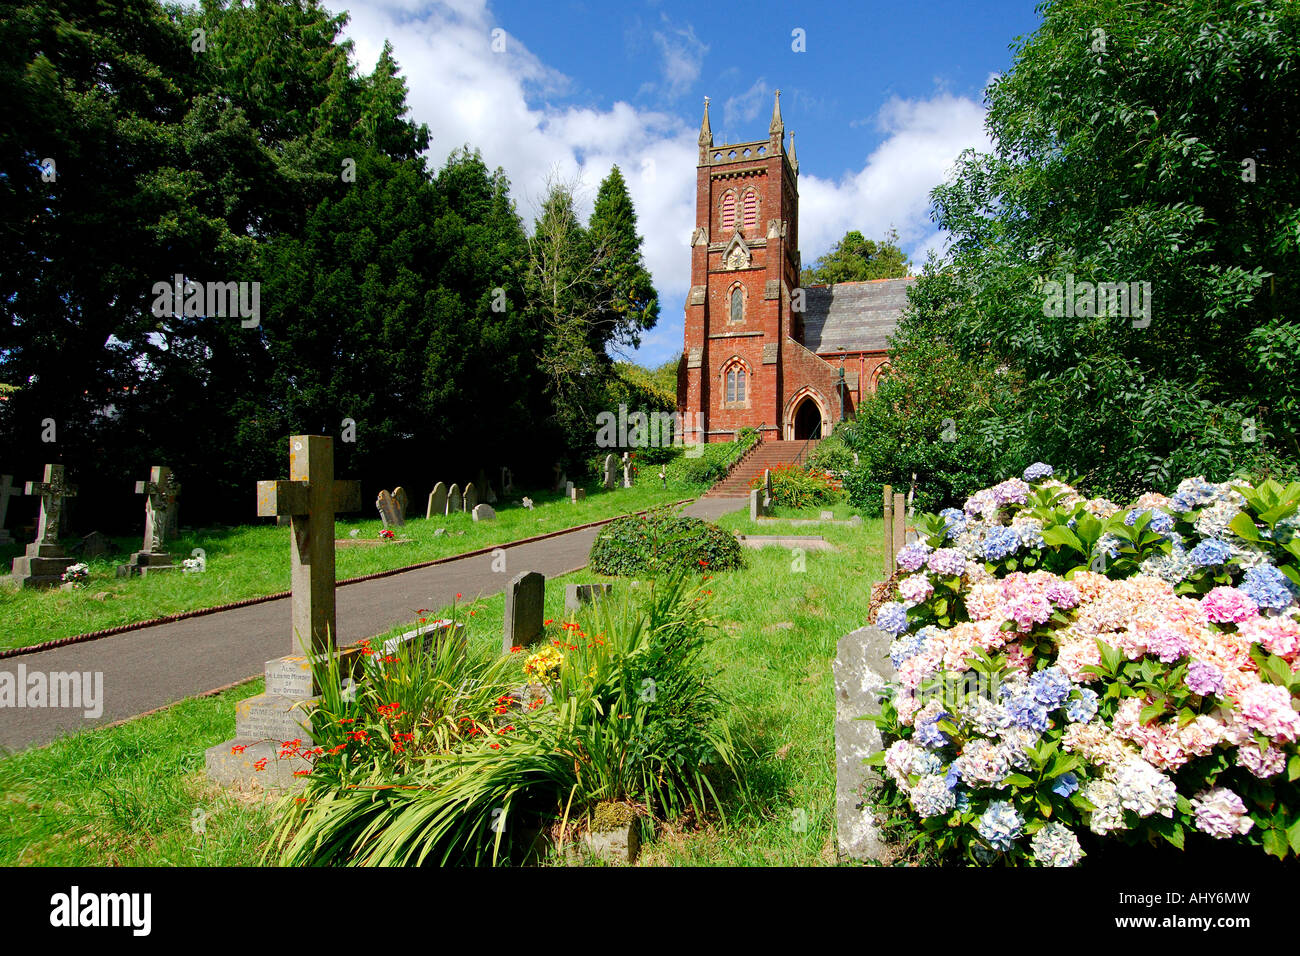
[869,464,1300,866]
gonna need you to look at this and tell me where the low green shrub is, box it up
[588,507,744,576]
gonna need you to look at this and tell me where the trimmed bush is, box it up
[588,507,744,576]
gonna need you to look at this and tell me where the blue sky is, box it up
[329,0,1045,365]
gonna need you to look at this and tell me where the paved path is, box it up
[0,497,745,752]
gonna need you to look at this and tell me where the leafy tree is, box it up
[900,0,1300,499]
[800,228,911,286]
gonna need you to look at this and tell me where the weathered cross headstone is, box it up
[622,452,632,488]
[565,582,613,613]
[427,481,448,518]
[8,464,77,588]
[833,624,897,863]
[603,454,618,489]
[117,465,181,577]
[471,503,496,522]
[376,489,403,528]
[552,463,564,492]
[257,435,362,658]
[464,482,478,512]
[502,570,545,654]
[445,483,462,515]
[393,486,409,521]
[0,474,23,545]
[501,466,515,495]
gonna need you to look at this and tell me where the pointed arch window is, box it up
[742,190,758,232]
[723,360,747,405]
[729,286,744,323]
[721,191,736,233]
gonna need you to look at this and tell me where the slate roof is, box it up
[800,277,915,354]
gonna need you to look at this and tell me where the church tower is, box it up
[679,91,800,443]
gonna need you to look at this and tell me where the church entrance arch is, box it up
[784,387,828,441]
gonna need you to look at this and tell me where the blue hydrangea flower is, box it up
[1027,667,1071,709]
[983,526,1021,562]
[1006,692,1051,732]
[889,631,927,669]
[1015,519,1046,551]
[1065,688,1099,723]
[914,712,950,749]
[1022,462,1054,482]
[977,801,1025,851]
[939,508,967,539]
[1188,539,1233,567]
[944,762,961,791]
[1051,772,1079,798]
[876,601,910,636]
[1239,564,1297,612]
[955,790,972,813]
[1125,508,1174,536]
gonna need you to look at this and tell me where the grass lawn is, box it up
[0,481,699,651]
[0,499,885,867]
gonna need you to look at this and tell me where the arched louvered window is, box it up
[742,191,758,232]
[721,192,736,233]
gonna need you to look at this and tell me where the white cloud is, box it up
[721,78,769,135]
[325,1,989,366]
[638,17,709,102]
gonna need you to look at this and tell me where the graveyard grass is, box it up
[0,507,884,867]
[0,481,699,651]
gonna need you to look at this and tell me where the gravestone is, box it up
[622,452,632,488]
[570,487,585,503]
[565,583,613,613]
[501,467,515,495]
[0,474,23,545]
[464,482,478,512]
[393,486,409,521]
[471,503,496,522]
[502,570,545,654]
[205,434,362,789]
[8,464,78,588]
[80,531,111,560]
[833,624,896,863]
[445,483,462,515]
[763,469,773,500]
[521,497,534,510]
[117,465,180,577]
[602,454,618,489]
[564,480,574,497]
[426,482,447,518]
[749,488,764,521]
[477,469,498,505]
[552,463,564,492]
[376,490,403,528]
[820,510,835,521]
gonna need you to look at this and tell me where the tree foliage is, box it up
[800,228,911,286]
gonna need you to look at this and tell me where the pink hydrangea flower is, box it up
[1202,586,1259,625]
[1236,743,1286,779]
[1190,787,1255,839]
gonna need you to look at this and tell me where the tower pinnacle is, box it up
[769,89,784,136]
[699,96,713,147]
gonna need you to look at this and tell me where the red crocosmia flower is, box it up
[544,619,554,626]
[489,743,501,750]
[294,797,307,804]
[293,770,311,777]
[510,645,523,653]
[698,559,708,567]
[529,699,543,711]
[230,744,247,755]
[253,758,268,771]
[456,593,462,600]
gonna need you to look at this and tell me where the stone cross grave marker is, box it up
[426,482,447,518]
[603,454,618,489]
[501,466,515,495]
[393,486,409,521]
[9,464,77,588]
[464,482,478,512]
[0,474,22,545]
[445,483,462,515]
[622,452,632,488]
[256,435,361,658]
[118,465,180,577]
[503,570,545,655]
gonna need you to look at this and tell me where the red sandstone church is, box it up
[677,92,914,443]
